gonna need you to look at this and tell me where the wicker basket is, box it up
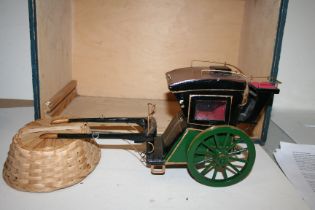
[3,119,101,192]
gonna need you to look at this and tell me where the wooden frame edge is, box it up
[44,80,78,117]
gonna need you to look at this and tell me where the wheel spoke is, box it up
[227,139,242,151]
[201,142,217,154]
[214,135,219,148]
[227,162,240,173]
[222,169,228,179]
[225,166,237,175]
[194,151,207,156]
[204,157,214,162]
[223,133,230,148]
[212,169,218,179]
[201,163,215,176]
[228,148,248,156]
[227,142,236,151]
[195,157,213,166]
[229,156,247,163]
[195,159,204,165]
[195,150,214,157]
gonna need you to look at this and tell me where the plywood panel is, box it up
[72,0,246,100]
[36,0,72,117]
[238,0,281,78]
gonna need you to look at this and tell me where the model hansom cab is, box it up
[4,65,279,189]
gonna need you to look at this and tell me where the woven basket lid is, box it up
[3,119,101,192]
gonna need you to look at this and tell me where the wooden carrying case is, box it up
[28,0,288,143]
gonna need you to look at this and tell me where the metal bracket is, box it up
[150,165,165,175]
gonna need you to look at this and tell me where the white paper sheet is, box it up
[274,142,315,209]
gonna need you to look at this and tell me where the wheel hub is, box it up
[214,153,228,167]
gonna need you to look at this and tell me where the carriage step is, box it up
[150,165,165,175]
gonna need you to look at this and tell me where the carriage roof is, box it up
[166,67,247,92]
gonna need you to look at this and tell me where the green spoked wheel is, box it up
[187,126,256,187]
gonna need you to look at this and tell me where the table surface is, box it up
[0,107,309,210]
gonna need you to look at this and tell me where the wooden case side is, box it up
[36,0,73,118]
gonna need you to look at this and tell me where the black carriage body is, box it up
[239,82,280,123]
[153,66,279,170]
[166,67,247,129]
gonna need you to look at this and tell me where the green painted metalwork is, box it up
[187,126,256,187]
[165,129,201,163]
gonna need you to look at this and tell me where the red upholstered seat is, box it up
[250,82,277,90]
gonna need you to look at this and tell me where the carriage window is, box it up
[188,95,231,126]
[194,99,227,121]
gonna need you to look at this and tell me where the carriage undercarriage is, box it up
[46,110,256,187]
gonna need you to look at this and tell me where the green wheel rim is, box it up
[187,126,256,187]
